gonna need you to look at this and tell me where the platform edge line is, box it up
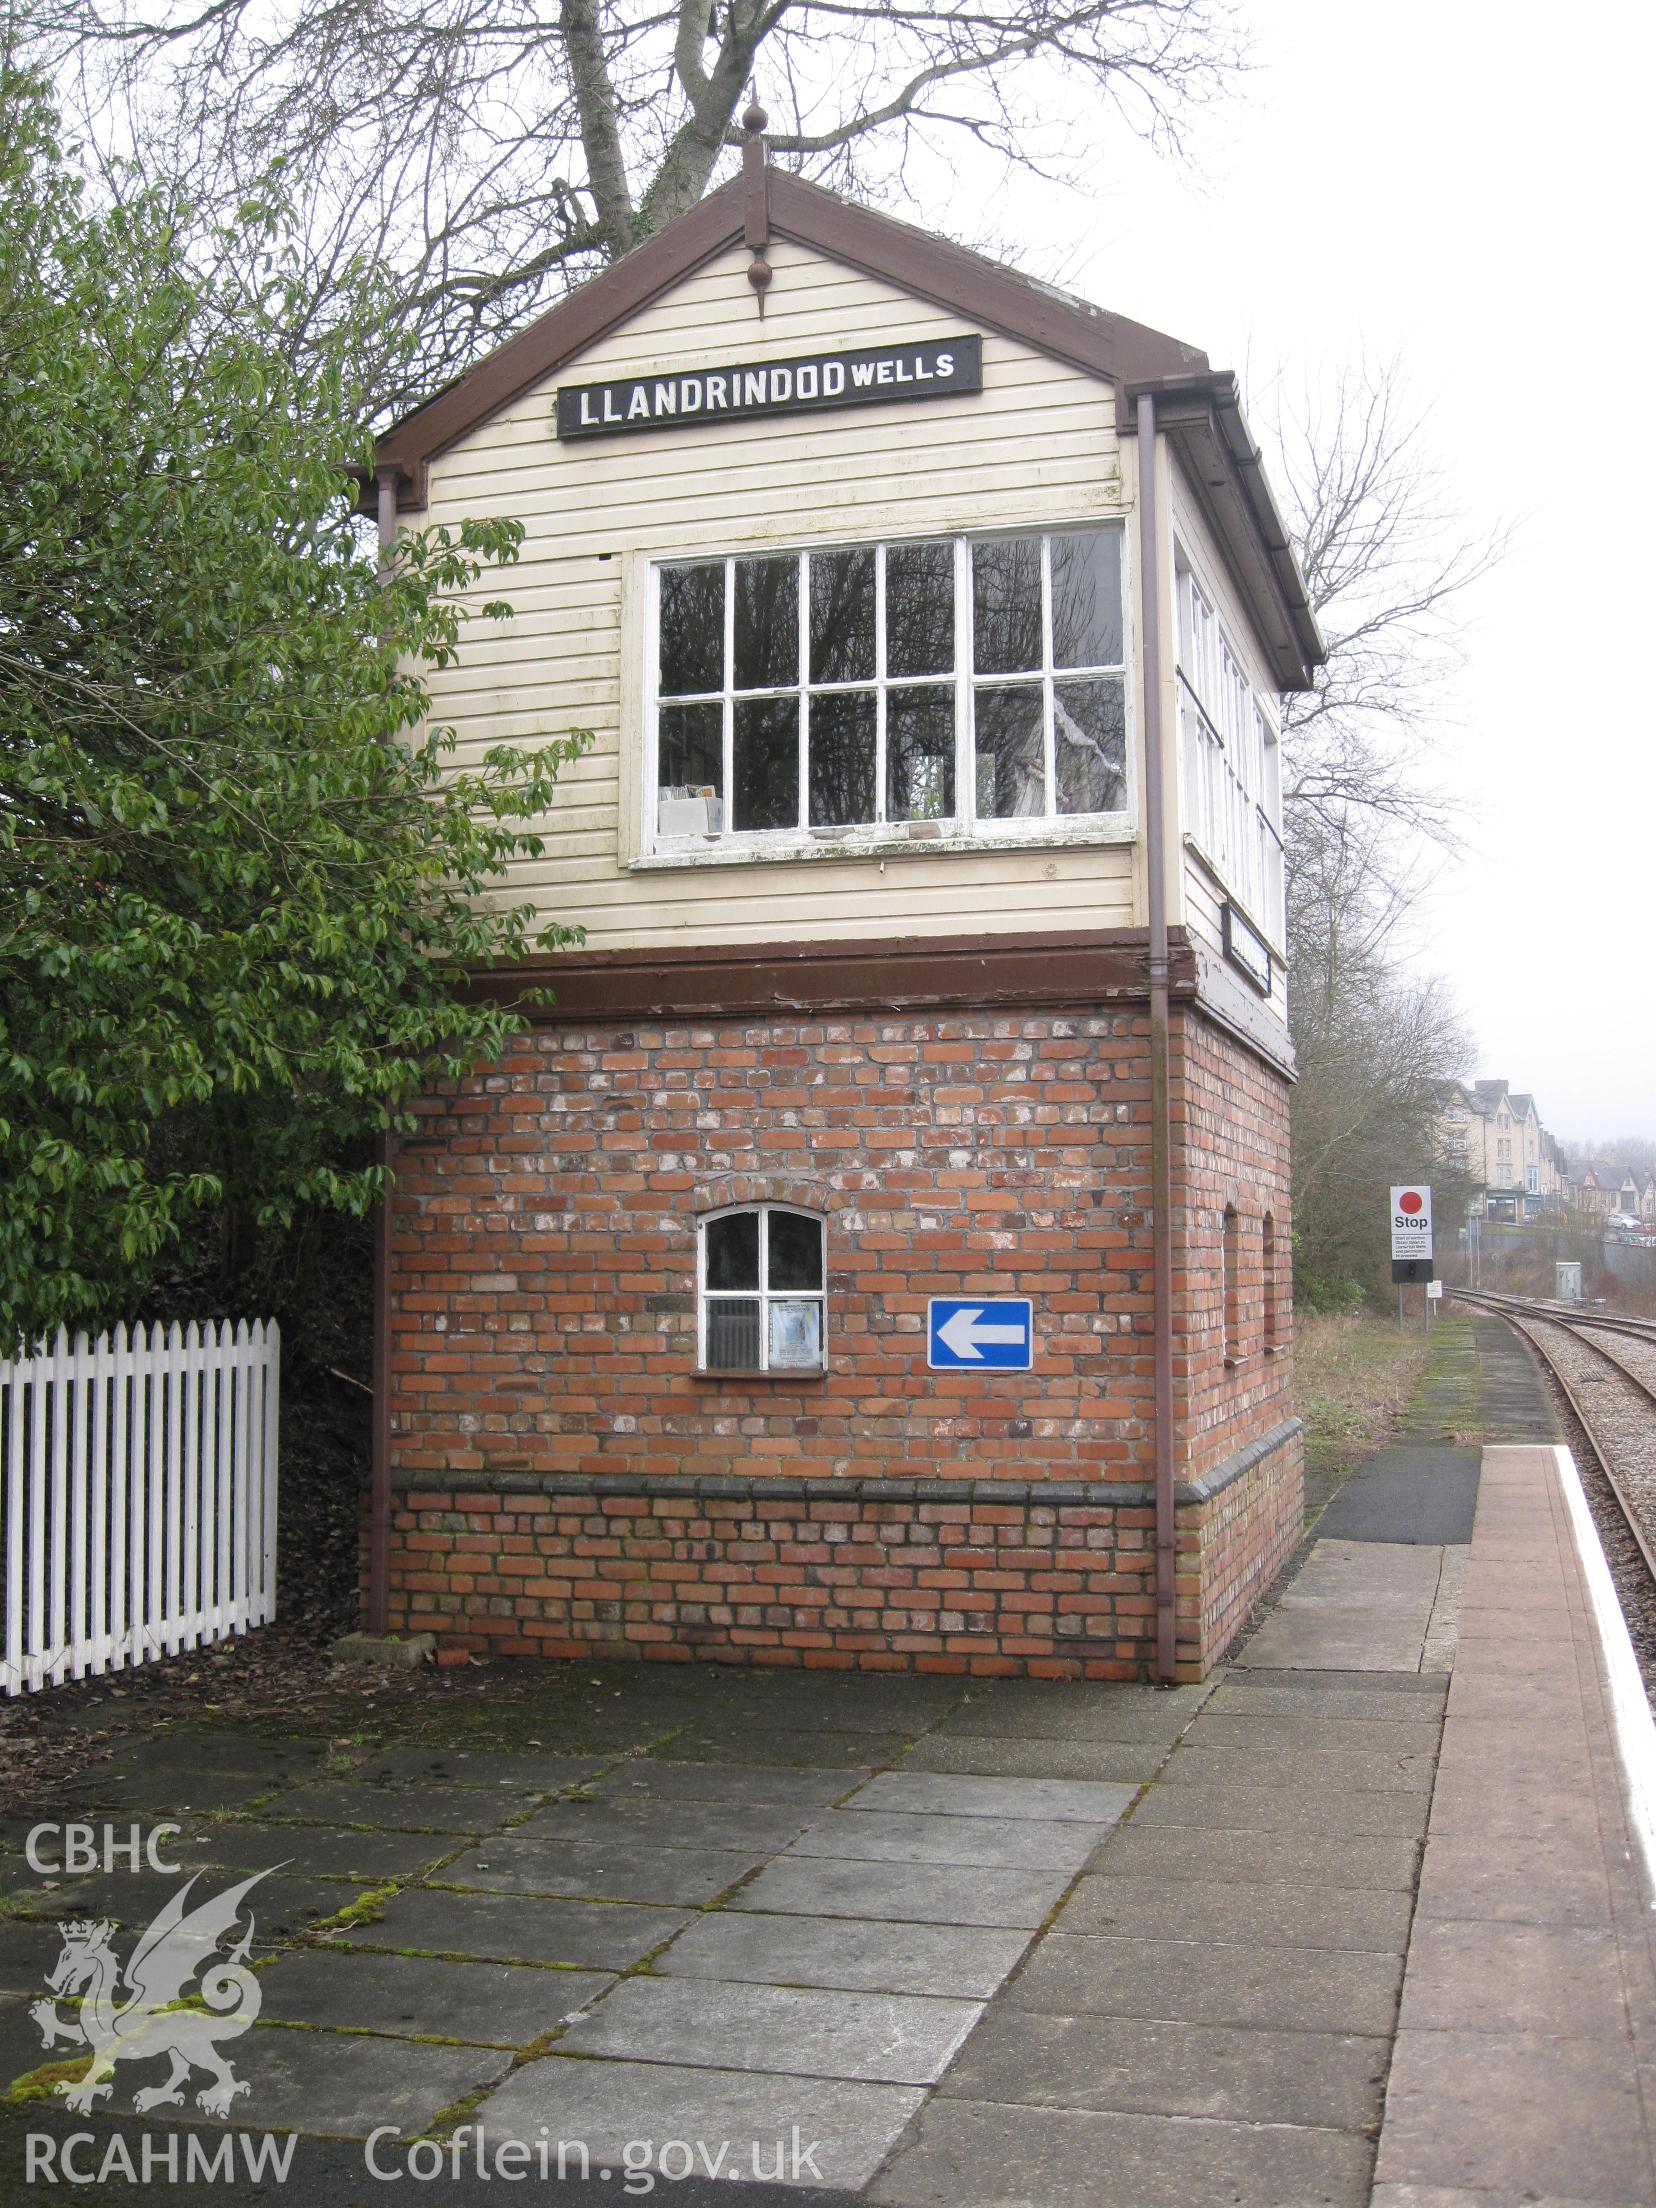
[1553,1442,1656,1911]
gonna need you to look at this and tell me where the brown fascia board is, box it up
[1124,372,1324,693]
[370,169,1209,509]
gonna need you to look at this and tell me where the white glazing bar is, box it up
[1040,534,1056,821]
[722,557,735,835]
[956,538,973,829]
[796,551,809,832]
[874,544,887,826]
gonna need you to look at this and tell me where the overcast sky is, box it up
[956,0,1651,1147]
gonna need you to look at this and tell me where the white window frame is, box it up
[696,1203,827,1375]
[642,523,1135,861]
[1175,554,1286,950]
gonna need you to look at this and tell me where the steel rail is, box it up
[1453,1289,1656,1592]
[1462,1287,1656,1349]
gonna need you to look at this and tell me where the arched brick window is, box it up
[1222,1203,1241,1366]
[698,1204,826,1374]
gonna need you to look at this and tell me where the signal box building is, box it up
[367,126,1322,1682]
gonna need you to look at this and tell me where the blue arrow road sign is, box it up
[927,1298,1034,1370]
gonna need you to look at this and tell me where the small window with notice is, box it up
[699,1205,826,1374]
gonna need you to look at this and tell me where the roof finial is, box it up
[742,83,772,315]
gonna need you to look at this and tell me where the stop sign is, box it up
[1390,1186,1433,1259]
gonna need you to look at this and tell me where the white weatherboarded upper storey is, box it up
[378,171,1317,1001]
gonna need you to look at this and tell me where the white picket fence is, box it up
[1,1320,280,1696]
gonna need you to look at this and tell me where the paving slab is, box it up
[655,1728,906,1769]
[1207,1680,1450,1723]
[476,2054,926,2192]
[1128,1779,1429,1838]
[733,1857,1069,1928]
[1160,1740,1438,1793]
[1004,1930,1403,2034]
[657,1911,1030,2000]
[256,1948,612,2046]
[55,1767,276,1814]
[1412,1832,1615,1927]
[590,1760,865,1809]
[335,1886,689,1969]
[1092,1821,1421,1891]
[0,1996,47,2094]
[1235,1539,1450,1673]
[1374,2027,1655,2203]
[349,1748,604,1792]
[1059,1872,1415,1952]
[786,1810,1102,1872]
[8,1867,348,1941]
[559,1975,981,2085]
[897,1735,1167,1783]
[436,1836,758,1904]
[934,2007,1390,2131]
[254,1780,502,1833]
[1396,1920,1630,2037]
[103,2022,510,2138]
[0,1921,61,1996]
[871,2095,1373,2208]
[849,1772,1135,1824]
[506,1798,813,1854]
[936,1684,1210,1744]
[1188,1711,1444,1756]
[1217,1668,1449,1699]
[180,1820,457,1881]
[76,1732,327,1782]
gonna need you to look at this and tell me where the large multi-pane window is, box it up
[650,527,1129,845]
[1176,561,1285,943]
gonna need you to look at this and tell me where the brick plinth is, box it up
[380,995,1300,1678]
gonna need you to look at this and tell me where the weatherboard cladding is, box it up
[408,237,1145,956]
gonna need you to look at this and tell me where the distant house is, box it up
[1570,1163,1643,1222]
[1435,1079,1564,1219]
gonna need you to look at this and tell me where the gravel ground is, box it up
[1500,1311,1656,1703]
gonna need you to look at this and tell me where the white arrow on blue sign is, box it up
[927,1298,1034,1370]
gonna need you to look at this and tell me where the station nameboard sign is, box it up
[556,336,982,441]
[1390,1184,1434,1284]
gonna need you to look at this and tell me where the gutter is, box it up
[1135,393,1180,1685]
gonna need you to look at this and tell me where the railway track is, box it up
[1454,1289,1656,1589]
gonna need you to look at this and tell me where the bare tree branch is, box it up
[18,0,1243,409]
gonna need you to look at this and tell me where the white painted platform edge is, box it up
[1553,1444,1656,1910]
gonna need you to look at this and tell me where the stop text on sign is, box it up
[1390,1185,1434,1260]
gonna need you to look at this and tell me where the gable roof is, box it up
[370,168,1322,691]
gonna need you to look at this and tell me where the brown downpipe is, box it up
[1135,394,1178,1686]
[366,466,399,1637]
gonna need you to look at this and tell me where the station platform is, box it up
[5,1314,1655,2205]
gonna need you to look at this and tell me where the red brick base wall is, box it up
[379,991,1301,1679]
[380,1433,1297,1680]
